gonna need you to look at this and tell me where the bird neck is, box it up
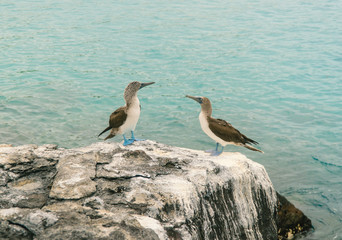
[200,104,212,117]
[126,94,139,109]
[124,85,138,102]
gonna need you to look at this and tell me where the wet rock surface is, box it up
[0,140,312,239]
[277,192,313,239]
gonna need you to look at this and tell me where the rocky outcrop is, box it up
[277,192,313,239]
[0,140,311,239]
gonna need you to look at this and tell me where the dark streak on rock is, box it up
[166,227,183,240]
[122,150,152,161]
[7,220,35,239]
[277,192,313,239]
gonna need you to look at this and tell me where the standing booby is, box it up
[186,95,263,155]
[98,81,155,145]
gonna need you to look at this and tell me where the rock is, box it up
[49,153,96,200]
[0,208,58,238]
[0,169,10,186]
[83,196,105,210]
[0,144,59,209]
[0,140,312,239]
[277,192,313,239]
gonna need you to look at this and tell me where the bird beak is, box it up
[186,95,202,104]
[139,82,155,89]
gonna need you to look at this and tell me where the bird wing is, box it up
[98,106,127,137]
[109,106,127,129]
[208,117,258,145]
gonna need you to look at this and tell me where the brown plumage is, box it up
[208,118,258,145]
[98,81,154,144]
[186,95,263,154]
[98,107,127,140]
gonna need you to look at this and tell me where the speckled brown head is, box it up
[124,81,155,102]
[186,95,212,116]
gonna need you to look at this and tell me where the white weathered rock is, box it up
[49,153,96,199]
[134,214,169,240]
[0,140,286,239]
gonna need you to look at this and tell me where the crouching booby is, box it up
[98,81,155,145]
[186,95,263,155]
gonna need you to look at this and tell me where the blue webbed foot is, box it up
[122,131,145,146]
[123,134,135,146]
[210,150,223,156]
[123,138,135,146]
[205,143,224,156]
[128,131,145,142]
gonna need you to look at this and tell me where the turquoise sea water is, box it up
[1,0,342,238]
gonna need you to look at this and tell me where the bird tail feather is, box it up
[245,144,264,153]
[246,137,259,145]
[104,132,116,141]
[98,126,112,137]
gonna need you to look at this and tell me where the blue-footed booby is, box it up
[98,81,155,145]
[186,95,263,155]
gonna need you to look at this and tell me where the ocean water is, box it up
[1,0,342,238]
